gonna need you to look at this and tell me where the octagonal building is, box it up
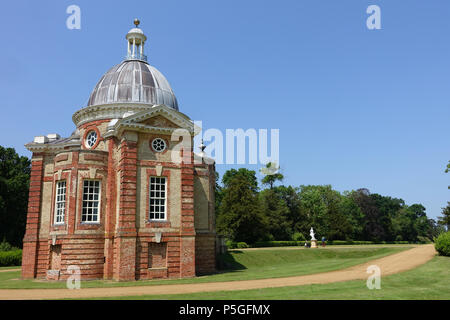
[21,21,216,281]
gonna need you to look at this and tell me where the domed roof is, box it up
[87,60,179,111]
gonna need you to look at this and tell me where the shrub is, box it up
[0,250,22,266]
[0,241,13,252]
[225,240,237,249]
[435,232,450,257]
[292,232,306,242]
[236,242,249,249]
[328,240,351,245]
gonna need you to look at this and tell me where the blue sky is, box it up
[0,1,448,219]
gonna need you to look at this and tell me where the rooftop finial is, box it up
[134,18,140,27]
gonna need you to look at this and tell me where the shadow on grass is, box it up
[216,251,246,273]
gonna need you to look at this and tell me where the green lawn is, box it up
[0,246,408,289]
[0,266,21,270]
[93,256,450,300]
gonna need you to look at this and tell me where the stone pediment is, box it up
[122,105,193,130]
[104,104,196,138]
[138,115,179,129]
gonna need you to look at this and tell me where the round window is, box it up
[85,130,98,149]
[152,138,167,152]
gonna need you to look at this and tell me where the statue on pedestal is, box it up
[310,227,318,248]
[310,227,316,241]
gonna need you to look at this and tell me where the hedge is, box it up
[226,240,414,249]
[0,250,22,267]
[253,241,305,248]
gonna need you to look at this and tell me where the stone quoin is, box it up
[21,19,217,281]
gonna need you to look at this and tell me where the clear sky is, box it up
[0,0,448,219]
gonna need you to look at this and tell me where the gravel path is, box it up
[0,244,436,300]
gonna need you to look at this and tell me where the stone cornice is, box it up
[25,141,81,153]
[72,103,191,128]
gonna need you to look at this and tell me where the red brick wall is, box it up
[135,234,181,280]
[148,242,167,268]
[114,136,138,281]
[22,155,44,279]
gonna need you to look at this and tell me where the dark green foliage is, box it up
[0,240,18,252]
[434,232,450,256]
[260,188,292,240]
[217,168,268,243]
[438,202,450,230]
[236,242,249,249]
[0,250,22,266]
[0,146,31,248]
[292,232,306,242]
[253,241,305,247]
[215,166,437,245]
[230,240,412,248]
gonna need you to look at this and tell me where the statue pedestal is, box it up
[311,240,318,248]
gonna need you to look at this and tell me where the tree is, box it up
[260,188,291,240]
[0,146,31,247]
[446,161,450,189]
[297,185,351,240]
[352,189,385,241]
[217,169,267,243]
[214,171,223,217]
[438,202,450,231]
[341,191,365,240]
[222,168,258,192]
[260,162,284,189]
[275,185,307,238]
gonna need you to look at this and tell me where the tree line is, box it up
[216,163,449,244]
[0,146,31,247]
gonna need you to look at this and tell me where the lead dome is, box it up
[86,20,178,111]
[87,60,178,110]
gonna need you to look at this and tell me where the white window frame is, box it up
[81,179,101,223]
[54,180,67,225]
[149,176,167,221]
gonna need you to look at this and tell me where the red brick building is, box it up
[21,20,216,281]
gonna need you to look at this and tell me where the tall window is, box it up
[82,180,101,223]
[54,181,66,224]
[149,177,167,220]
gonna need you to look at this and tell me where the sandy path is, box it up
[0,244,436,300]
[0,268,21,273]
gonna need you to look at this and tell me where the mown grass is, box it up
[0,246,408,289]
[0,266,21,270]
[93,256,450,300]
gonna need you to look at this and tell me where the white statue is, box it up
[310,227,316,241]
